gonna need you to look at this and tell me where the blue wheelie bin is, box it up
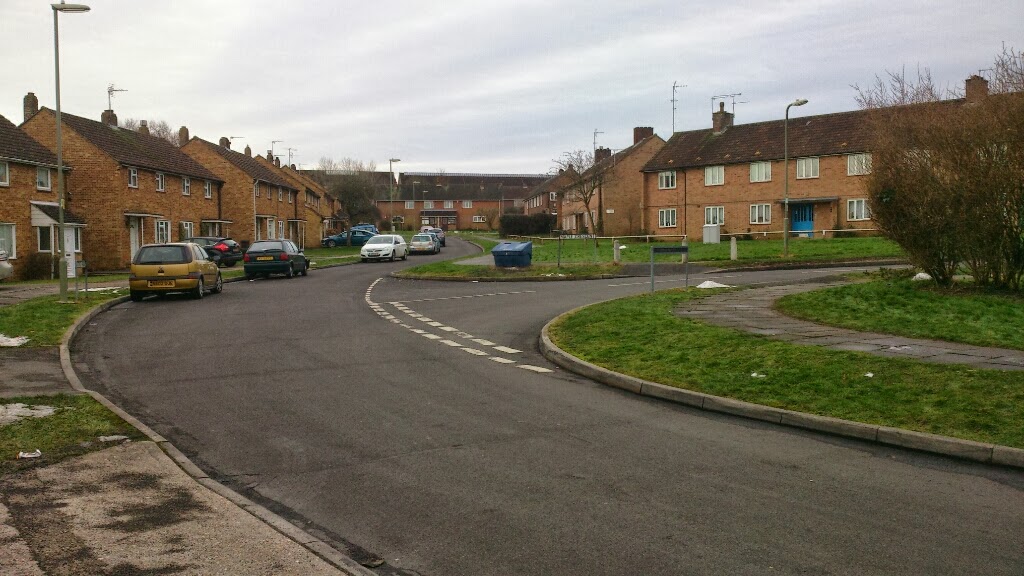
[491,241,533,268]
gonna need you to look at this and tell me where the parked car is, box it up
[243,240,309,279]
[352,223,379,234]
[0,250,13,282]
[129,243,222,301]
[427,227,446,247]
[321,229,375,247]
[409,233,440,255]
[360,235,408,262]
[184,236,243,267]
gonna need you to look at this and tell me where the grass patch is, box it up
[0,394,146,475]
[397,260,614,279]
[548,289,1024,448]
[776,277,1024,350]
[0,290,127,347]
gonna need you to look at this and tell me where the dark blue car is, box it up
[321,229,375,247]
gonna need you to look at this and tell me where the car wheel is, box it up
[389,251,396,262]
[129,290,144,302]
[245,273,256,280]
[193,278,205,299]
[327,240,336,247]
[286,265,294,278]
[401,251,407,261]
[212,273,223,294]
[301,261,308,276]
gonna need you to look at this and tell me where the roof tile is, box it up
[0,114,58,167]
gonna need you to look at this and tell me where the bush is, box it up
[499,214,557,237]
[21,253,58,281]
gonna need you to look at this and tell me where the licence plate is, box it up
[256,256,274,261]
[148,280,174,288]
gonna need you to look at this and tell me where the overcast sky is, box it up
[2,0,1021,175]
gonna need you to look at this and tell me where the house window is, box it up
[472,215,486,223]
[796,157,819,179]
[704,165,724,186]
[749,162,771,183]
[156,172,165,191]
[847,153,872,176]
[750,203,771,224]
[70,227,81,252]
[549,192,557,202]
[182,176,191,196]
[288,191,293,204]
[36,167,52,191]
[181,221,194,238]
[155,220,170,243]
[0,223,15,257]
[424,200,434,209]
[37,226,53,252]
[267,218,275,239]
[405,200,415,209]
[658,208,677,228]
[0,161,8,186]
[705,206,725,225]
[204,180,212,199]
[278,187,283,201]
[278,220,284,239]
[463,200,472,208]
[253,182,259,197]
[266,185,271,199]
[128,167,138,188]
[444,200,453,209]
[848,198,871,221]
[658,171,676,189]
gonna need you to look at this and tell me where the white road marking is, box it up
[422,334,443,340]
[489,357,517,364]
[427,321,444,327]
[456,332,475,339]
[418,317,434,322]
[518,365,553,373]
[493,346,521,354]
[395,290,536,304]
[410,329,426,334]
[461,348,490,356]
[471,338,495,346]
[440,339,463,347]
[406,313,422,318]
[440,326,459,332]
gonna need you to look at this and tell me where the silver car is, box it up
[0,250,13,282]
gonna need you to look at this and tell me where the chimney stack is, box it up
[712,101,734,134]
[244,145,251,157]
[965,75,989,103]
[594,146,612,163]
[274,157,281,167]
[290,164,296,169]
[23,93,39,122]
[138,120,150,135]
[219,137,230,148]
[101,109,118,126]
[633,126,654,144]
[266,150,273,161]
[178,126,189,146]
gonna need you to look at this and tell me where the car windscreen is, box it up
[247,241,284,252]
[366,237,393,245]
[412,235,431,242]
[135,246,190,264]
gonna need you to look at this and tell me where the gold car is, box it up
[129,243,223,302]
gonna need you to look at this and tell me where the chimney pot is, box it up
[23,92,39,123]
[594,147,612,163]
[178,126,189,146]
[266,150,273,161]
[965,74,989,103]
[100,109,118,126]
[219,137,230,148]
[244,145,251,157]
[712,102,734,134]
[633,126,654,144]
[274,157,281,167]
[138,120,150,135]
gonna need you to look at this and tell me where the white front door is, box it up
[129,217,142,259]
[63,227,76,278]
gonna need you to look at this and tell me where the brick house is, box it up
[381,173,549,230]
[255,154,339,247]
[640,101,875,241]
[559,127,665,236]
[20,98,224,271]
[181,138,299,247]
[523,169,575,219]
[0,109,86,279]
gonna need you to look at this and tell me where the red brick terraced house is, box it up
[255,154,339,248]
[279,162,341,245]
[559,127,665,236]
[523,169,575,220]
[640,101,876,242]
[383,173,549,230]
[20,99,225,271]
[0,108,85,280]
[181,139,299,248]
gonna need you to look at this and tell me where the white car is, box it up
[360,235,409,262]
[0,250,12,282]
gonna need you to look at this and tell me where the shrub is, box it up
[21,253,58,281]
[499,214,557,237]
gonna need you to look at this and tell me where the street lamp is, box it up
[783,98,808,258]
[412,181,420,201]
[388,158,400,231]
[52,1,90,303]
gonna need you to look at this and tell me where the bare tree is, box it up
[553,151,608,234]
[122,118,179,145]
[317,157,381,245]
[476,207,500,231]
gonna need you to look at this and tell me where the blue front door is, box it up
[791,204,814,236]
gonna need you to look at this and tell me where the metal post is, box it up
[730,236,737,260]
[613,239,620,264]
[783,98,807,258]
[54,9,68,302]
[650,246,655,294]
[681,238,688,264]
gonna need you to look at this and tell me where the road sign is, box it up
[652,246,689,254]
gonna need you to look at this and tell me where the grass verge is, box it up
[397,260,616,279]
[0,290,127,346]
[1,394,146,475]
[548,289,1024,448]
[775,277,1024,351]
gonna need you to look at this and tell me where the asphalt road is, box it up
[73,238,1024,575]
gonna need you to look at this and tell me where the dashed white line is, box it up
[422,334,443,340]
[395,290,537,304]
[471,338,495,346]
[489,357,516,364]
[440,340,463,347]
[439,326,459,332]
[518,365,553,373]
[493,346,521,354]
[427,321,444,327]
[461,348,490,356]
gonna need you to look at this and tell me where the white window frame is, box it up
[156,172,165,191]
[182,176,191,196]
[463,200,472,208]
[71,227,81,253]
[37,225,53,253]
[278,187,283,202]
[204,180,212,199]
[704,165,724,186]
[405,200,415,209]
[549,191,557,202]
[267,218,275,239]
[0,161,9,186]
[472,215,486,223]
[253,182,259,197]
[658,208,677,228]
[658,171,676,189]
[278,220,284,239]
[36,167,52,191]
[181,221,194,238]
[155,220,171,243]
[128,167,139,188]
[0,223,16,258]
[796,157,819,179]
[424,200,434,209]
[847,198,871,221]
[288,191,293,204]
[705,206,725,225]
[266,185,271,199]
[444,200,454,209]
[847,153,872,176]
[749,203,771,224]
[749,162,771,183]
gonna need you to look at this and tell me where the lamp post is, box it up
[388,158,400,231]
[52,1,90,303]
[783,98,808,258]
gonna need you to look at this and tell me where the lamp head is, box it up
[792,98,808,107]
[52,2,90,12]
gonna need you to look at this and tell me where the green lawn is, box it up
[775,277,1024,350]
[0,290,128,346]
[396,260,615,279]
[548,289,1024,448]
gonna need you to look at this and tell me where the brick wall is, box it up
[379,199,505,231]
[0,161,59,278]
